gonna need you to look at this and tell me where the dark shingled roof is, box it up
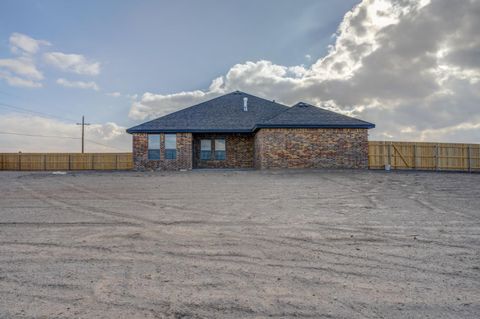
[259,102,375,128]
[127,91,374,133]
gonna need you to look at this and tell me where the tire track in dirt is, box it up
[225,233,480,282]
[15,180,159,226]
[1,171,479,318]
[55,178,230,220]
[20,177,270,229]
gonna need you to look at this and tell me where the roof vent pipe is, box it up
[243,97,248,111]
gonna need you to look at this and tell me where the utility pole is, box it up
[76,116,90,153]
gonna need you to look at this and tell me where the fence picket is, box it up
[0,153,133,171]
[368,141,479,172]
[1,143,479,172]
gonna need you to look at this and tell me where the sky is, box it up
[0,0,479,152]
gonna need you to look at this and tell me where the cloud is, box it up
[43,52,100,76]
[0,57,44,87]
[128,0,480,143]
[0,32,104,92]
[0,57,43,80]
[129,89,221,120]
[419,121,480,142]
[0,114,130,152]
[56,78,99,91]
[0,71,42,88]
[9,32,50,55]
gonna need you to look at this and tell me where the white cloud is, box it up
[0,114,130,152]
[0,56,44,87]
[129,0,480,143]
[0,71,42,88]
[56,78,99,91]
[419,121,480,142]
[129,89,220,120]
[0,57,43,80]
[0,32,104,91]
[43,52,100,76]
[9,32,50,55]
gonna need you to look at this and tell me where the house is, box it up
[126,91,375,170]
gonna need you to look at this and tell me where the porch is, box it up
[192,133,255,169]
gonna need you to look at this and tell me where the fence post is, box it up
[91,154,95,170]
[467,145,472,173]
[383,141,387,167]
[18,153,22,171]
[388,142,392,168]
[68,154,71,170]
[116,154,118,170]
[435,144,439,171]
[413,143,417,170]
[44,154,47,171]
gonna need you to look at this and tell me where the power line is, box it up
[0,102,127,151]
[85,139,125,151]
[0,131,78,139]
[0,100,125,129]
[0,131,125,151]
[0,101,78,123]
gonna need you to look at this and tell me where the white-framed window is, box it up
[147,134,160,160]
[165,134,177,159]
[215,139,226,160]
[200,139,211,160]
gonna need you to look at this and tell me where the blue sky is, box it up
[0,0,358,127]
[1,0,479,152]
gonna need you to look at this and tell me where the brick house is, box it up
[126,91,375,170]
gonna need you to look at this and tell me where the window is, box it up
[147,135,160,160]
[199,138,226,161]
[165,134,177,159]
[200,139,211,160]
[215,139,226,160]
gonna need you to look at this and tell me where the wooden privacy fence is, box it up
[0,153,133,171]
[369,141,480,172]
[1,143,479,172]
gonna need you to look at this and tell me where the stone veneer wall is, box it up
[193,133,254,169]
[254,128,369,169]
[132,133,192,170]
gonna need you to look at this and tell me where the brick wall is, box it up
[193,133,254,168]
[132,129,368,170]
[254,128,369,169]
[132,133,192,170]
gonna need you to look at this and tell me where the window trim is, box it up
[199,138,227,161]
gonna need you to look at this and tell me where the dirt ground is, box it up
[0,169,479,318]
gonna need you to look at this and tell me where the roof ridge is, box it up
[128,92,235,131]
[238,91,290,108]
[257,103,292,124]
[257,101,375,129]
[288,101,374,126]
